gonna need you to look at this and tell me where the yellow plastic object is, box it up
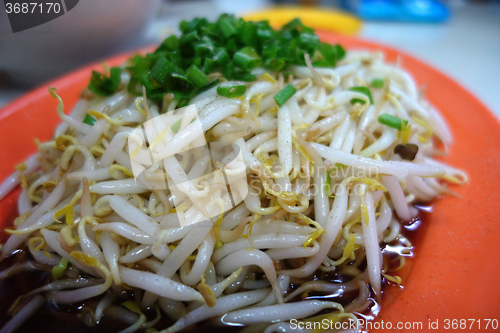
[243,6,362,36]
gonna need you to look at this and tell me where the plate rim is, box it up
[1,33,500,331]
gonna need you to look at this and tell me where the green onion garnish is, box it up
[213,49,230,65]
[102,15,346,106]
[171,118,182,133]
[88,67,121,96]
[217,17,236,38]
[233,71,256,82]
[318,43,346,67]
[217,82,247,98]
[371,78,384,88]
[348,86,373,105]
[378,113,408,131]
[186,65,209,88]
[324,164,345,198]
[274,84,297,107]
[150,57,176,84]
[82,113,96,126]
[233,47,260,71]
[52,258,69,279]
[324,172,336,198]
[197,78,221,95]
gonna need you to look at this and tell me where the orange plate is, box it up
[1,33,500,332]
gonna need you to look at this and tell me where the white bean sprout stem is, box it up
[0,41,466,333]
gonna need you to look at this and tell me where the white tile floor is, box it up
[1,1,499,120]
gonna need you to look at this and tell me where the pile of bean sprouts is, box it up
[0,49,467,333]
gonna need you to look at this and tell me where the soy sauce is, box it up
[0,206,431,332]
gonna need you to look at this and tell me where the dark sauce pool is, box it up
[0,205,432,333]
[0,251,128,333]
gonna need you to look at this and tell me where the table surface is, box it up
[1,0,499,121]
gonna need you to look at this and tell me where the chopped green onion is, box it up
[233,71,256,82]
[265,58,286,72]
[237,21,257,46]
[217,82,247,98]
[213,49,230,65]
[233,47,260,71]
[150,57,176,84]
[274,83,297,107]
[197,78,221,95]
[225,38,238,53]
[378,113,408,131]
[324,172,336,198]
[217,17,236,38]
[52,258,69,279]
[371,78,384,88]
[323,164,344,198]
[281,18,303,31]
[312,59,330,67]
[179,31,199,44]
[171,118,182,133]
[82,113,96,126]
[167,72,195,98]
[223,62,234,80]
[348,86,373,105]
[256,24,273,40]
[186,65,209,88]
[194,41,214,58]
[202,58,214,74]
[123,15,347,105]
[155,35,179,53]
[201,24,219,40]
[179,20,189,32]
[335,44,346,61]
[88,67,121,96]
[318,42,346,67]
[299,32,319,50]
[262,44,277,59]
[177,98,190,108]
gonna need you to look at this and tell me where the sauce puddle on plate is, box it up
[0,205,431,332]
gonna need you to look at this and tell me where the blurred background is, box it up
[0,0,499,117]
